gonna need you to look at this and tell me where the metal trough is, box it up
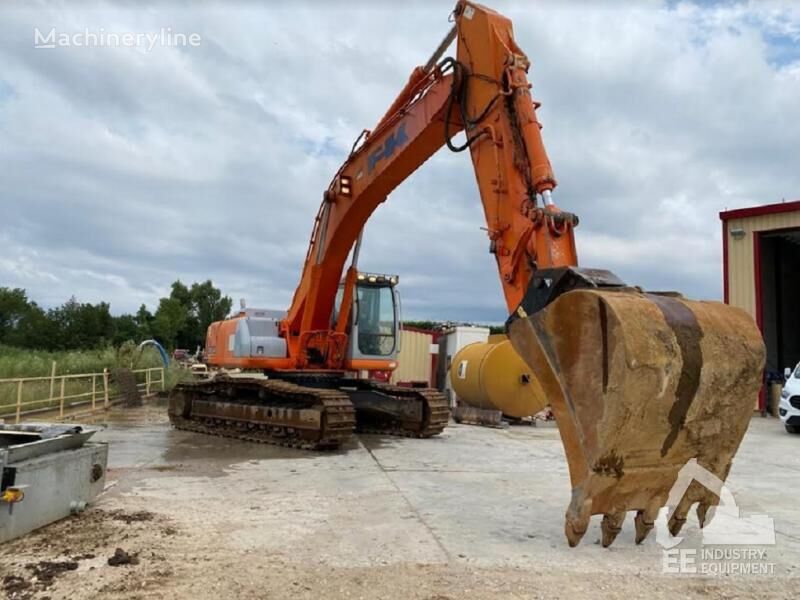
[1,423,108,543]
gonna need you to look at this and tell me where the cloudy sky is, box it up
[1,0,798,323]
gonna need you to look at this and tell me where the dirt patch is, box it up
[71,553,96,561]
[108,509,155,524]
[2,574,31,598]
[2,560,79,599]
[26,560,78,586]
[0,506,178,599]
[3,508,162,560]
[107,548,140,567]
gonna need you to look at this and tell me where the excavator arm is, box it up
[284,1,765,547]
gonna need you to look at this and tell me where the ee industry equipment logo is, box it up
[658,459,776,576]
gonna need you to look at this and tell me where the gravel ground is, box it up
[1,402,797,599]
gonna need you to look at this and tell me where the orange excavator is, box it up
[169,1,765,547]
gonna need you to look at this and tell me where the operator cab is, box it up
[335,272,400,362]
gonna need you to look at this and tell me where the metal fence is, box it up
[0,366,165,423]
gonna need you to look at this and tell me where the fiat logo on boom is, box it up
[367,123,409,174]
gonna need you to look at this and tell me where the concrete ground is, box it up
[1,401,798,599]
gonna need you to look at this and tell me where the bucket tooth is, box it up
[634,507,658,545]
[565,500,591,548]
[696,502,714,528]
[507,286,765,547]
[668,502,691,537]
[565,521,588,548]
[601,512,626,548]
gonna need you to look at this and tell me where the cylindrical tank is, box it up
[449,334,547,418]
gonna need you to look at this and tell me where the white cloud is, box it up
[0,0,797,323]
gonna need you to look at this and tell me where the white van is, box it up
[779,363,800,434]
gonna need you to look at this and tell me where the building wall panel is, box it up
[391,330,433,385]
[725,211,800,320]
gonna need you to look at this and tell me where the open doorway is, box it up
[757,228,800,388]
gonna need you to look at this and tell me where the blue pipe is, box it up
[137,339,170,368]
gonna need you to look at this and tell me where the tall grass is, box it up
[0,345,156,378]
[0,344,188,417]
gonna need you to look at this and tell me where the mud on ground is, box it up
[0,508,175,599]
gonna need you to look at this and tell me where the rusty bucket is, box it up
[508,288,765,547]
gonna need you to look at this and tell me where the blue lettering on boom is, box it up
[367,123,409,174]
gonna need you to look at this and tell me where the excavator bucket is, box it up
[507,282,765,547]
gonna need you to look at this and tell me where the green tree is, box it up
[112,314,140,346]
[5,301,55,349]
[135,304,154,338]
[160,279,231,350]
[164,280,197,348]
[153,297,188,350]
[403,320,444,332]
[0,281,231,352]
[170,280,193,307]
[191,280,232,339]
[49,297,114,350]
[0,287,31,341]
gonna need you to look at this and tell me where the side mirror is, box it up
[786,368,793,380]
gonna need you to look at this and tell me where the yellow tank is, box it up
[449,334,547,418]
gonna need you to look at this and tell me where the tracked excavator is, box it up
[169,1,765,547]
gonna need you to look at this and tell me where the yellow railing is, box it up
[0,366,165,423]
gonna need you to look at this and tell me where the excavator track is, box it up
[269,373,451,439]
[168,375,355,450]
[350,382,450,438]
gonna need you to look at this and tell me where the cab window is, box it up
[357,285,396,356]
